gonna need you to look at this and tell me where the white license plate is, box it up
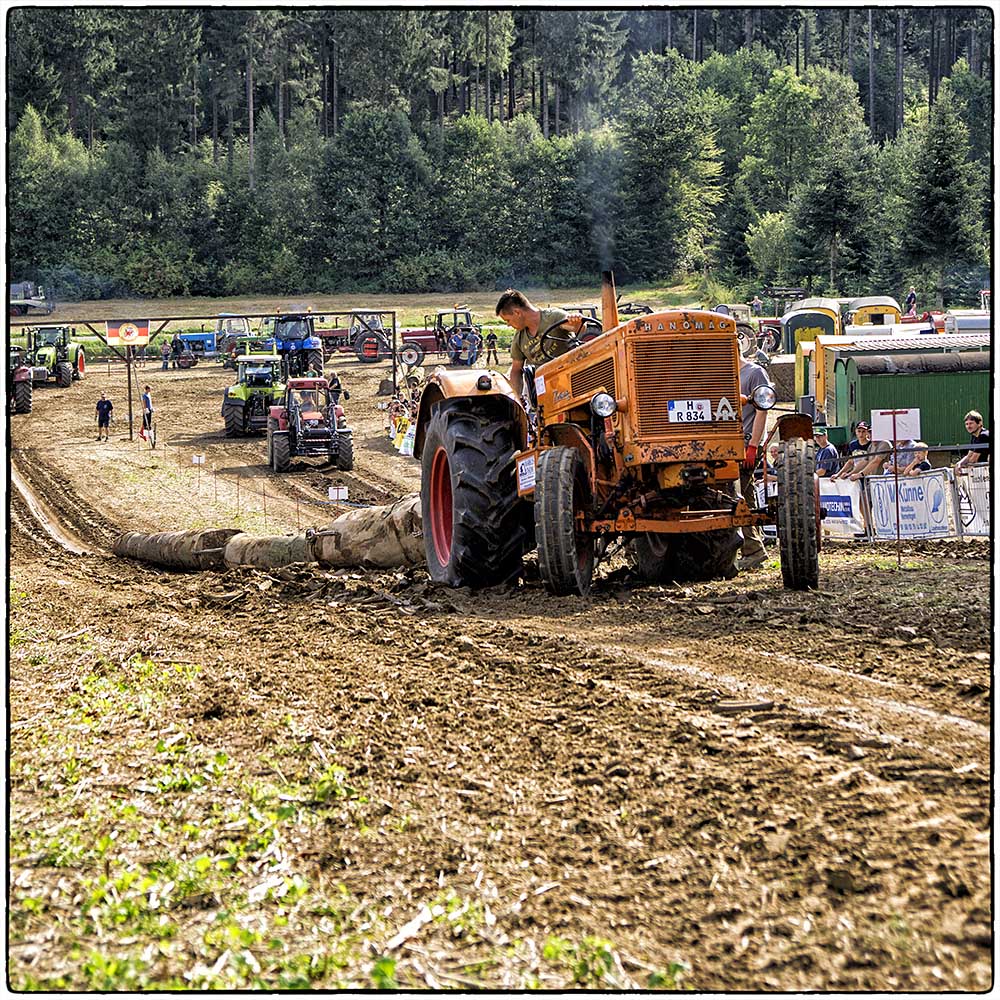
[668,398,712,422]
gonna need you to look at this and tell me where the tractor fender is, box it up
[776,412,814,441]
[303,335,322,350]
[413,367,528,459]
[268,405,289,430]
[12,367,31,384]
[545,423,598,489]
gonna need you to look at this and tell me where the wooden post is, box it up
[262,481,266,529]
[126,347,134,441]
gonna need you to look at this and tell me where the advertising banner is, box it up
[754,478,779,538]
[867,470,952,539]
[106,319,151,347]
[817,477,866,538]
[955,466,990,537]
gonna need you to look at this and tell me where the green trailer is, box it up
[836,352,990,449]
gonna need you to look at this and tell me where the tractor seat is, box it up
[300,409,324,421]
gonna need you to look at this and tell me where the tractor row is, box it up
[7,326,87,415]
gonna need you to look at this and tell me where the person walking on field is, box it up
[170,333,183,369]
[140,384,154,441]
[160,340,171,370]
[904,286,917,316]
[95,393,113,441]
[484,329,500,366]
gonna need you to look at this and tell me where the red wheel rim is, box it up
[429,446,453,566]
[77,352,86,374]
[363,340,377,358]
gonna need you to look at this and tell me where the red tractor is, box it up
[267,376,354,473]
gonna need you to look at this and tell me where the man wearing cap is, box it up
[830,421,890,482]
[813,427,840,477]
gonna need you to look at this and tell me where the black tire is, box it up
[421,400,525,587]
[535,446,594,596]
[13,380,32,414]
[335,431,354,471]
[399,342,425,367]
[271,430,291,473]
[629,487,741,583]
[776,437,819,590]
[223,403,244,438]
[736,323,755,357]
[55,362,73,388]
[306,348,323,373]
[355,333,383,363]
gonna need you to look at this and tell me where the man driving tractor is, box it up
[495,289,589,398]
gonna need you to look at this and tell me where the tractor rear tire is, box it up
[629,487,741,583]
[271,431,291,473]
[223,404,244,438]
[306,349,323,373]
[421,400,525,587]
[335,432,354,471]
[355,334,382,363]
[55,362,73,388]
[13,380,32,414]
[776,437,819,590]
[74,348,86,380]
[266,417,277,466]
[399,342,425,367]
[535,447,595,596]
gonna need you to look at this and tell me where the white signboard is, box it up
[517,454,537,493]
[871,408,921,442]
[191,454,205,465]
[817,478,866,538]
[328,486,348,501]
[867,470,951,539]
[955,466,990,537]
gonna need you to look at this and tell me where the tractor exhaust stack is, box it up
[601,270,619,332]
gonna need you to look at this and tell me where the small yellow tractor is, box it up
[412,272,819,595]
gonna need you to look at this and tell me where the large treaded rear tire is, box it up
[335,431,354,471]
[777,437,819,590]
[421,400,524,587]
[306,348,323,373]
[535,447,594,596]
[629,486,741,583]
[271,430,291,473]
[55,362,73,388]
[223,403,244,438]
[13,380,32,414]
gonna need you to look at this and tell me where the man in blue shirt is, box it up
[95,393,113,441]
[140,385,154,443]
[813,427,840,477]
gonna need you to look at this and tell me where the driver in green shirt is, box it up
[495,289,588,398]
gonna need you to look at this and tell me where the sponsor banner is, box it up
[867,470,951,539]
[955,465,990,537]
[754,478,779,538]
[818,477,866,538]
[107,319,150,346]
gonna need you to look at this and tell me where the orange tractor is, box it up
[412,272,820,595]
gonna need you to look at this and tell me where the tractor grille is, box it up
[570,357,616,400]
[630,338,740,438]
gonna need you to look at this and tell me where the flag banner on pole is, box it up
[107,320,151,346]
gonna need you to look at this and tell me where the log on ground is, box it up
[310,495,423,568]
[113,528,242,570]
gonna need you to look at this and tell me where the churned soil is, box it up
[7,348,993,991]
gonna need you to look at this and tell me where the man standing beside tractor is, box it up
[737,353,772,572]
[495,289,588,398]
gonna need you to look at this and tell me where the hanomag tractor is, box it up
[267,376,354,473]
[221,354,286,437]
[413,272,820,595]
[24,325,86,386]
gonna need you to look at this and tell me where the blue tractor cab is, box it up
[178,314,252,366]
[260,313,324,377]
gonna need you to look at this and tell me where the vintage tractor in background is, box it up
[9,280,53,316]
[396,309,481,367]
[259,313,325,376]
[8,346,33,413]
[413,271,820,595]
[267,376,354,473]
[178,314,253,367]
[23,325,86,386]
[220,353,286,437]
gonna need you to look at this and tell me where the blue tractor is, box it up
[177,314,252,367]
[261,313,325,377]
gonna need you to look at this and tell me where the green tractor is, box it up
[24,325,86,387]
[220,353,286,437]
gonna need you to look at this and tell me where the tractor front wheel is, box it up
[13,380,32,414]
[776,437,819,590]
[535,447,594,596]
[271,430,291,473]
[223,404,244,438]
[55,362,73,388]
[335,431,354,471]
[421,400,525,587]
[399,342,425,367]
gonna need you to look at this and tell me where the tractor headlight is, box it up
[476,375,492,390]
[590,392,617,417]
[752,384,776,410]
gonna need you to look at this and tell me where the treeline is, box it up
[7,8,991,303]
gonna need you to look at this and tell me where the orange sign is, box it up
[107,319,150,346]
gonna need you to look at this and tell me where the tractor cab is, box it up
[268,376,353,472]
[238,354,283,388]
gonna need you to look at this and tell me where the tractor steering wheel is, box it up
[538,316,604,362]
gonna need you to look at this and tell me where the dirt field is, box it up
[7,344,993,990]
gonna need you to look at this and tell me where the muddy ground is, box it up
[7,347,993,990]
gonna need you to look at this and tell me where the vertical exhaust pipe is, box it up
[601,270,619,332]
